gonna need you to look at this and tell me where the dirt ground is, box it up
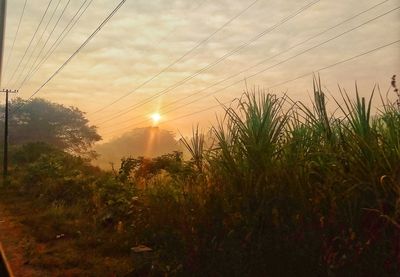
[0,204,45,277]
[0,197,134,277]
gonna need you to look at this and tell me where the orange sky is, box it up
[2,0,400,141]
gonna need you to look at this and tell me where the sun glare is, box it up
[151,113,161,125]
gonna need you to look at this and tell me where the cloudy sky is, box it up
[2,0,400,140]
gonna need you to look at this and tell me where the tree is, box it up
[0,98,101,156]
[94,127,182,169]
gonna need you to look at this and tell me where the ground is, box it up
[0,204,45,276]
[0,193,134,277]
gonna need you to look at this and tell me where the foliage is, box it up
[1,78,399,276]
[94,127,181,169]
[118,151,191,183]
[10,142,101,204]
[180,125,206,173]
[0,98,101,156]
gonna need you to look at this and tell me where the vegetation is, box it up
[94,127,181,170]
[0,98,101,156]
[0,78,399,276]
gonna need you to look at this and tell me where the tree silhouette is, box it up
[0,98,101,156]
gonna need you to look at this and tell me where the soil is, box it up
[0,204,45,277]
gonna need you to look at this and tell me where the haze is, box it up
[3,0,400,141]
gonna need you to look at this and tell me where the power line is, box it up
[11,0,64,88]
[18,0,94,90]
[20,0,206,91]
[4,0,28,72]
[98,0,391,128]
[14,0,72,88]
[161,0,391,111]
[164,40,400,124]
[99,5,400,133]
[12,0,127,113]
[102,2,400,128]
[88,0,210,110]
[160,4,400,114]
[90,0,262,115]
[94,0,321,124]
[111,0,209,101]
[101,39,400,137]
[12,0,70,88]
[95,0,320,121]
[5,0,54,87]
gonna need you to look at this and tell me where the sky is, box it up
[2,0,400,141]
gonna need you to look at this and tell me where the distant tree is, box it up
[0,98,101,156]
[94,127,182,169]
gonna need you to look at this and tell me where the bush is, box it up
[3,78,399,276]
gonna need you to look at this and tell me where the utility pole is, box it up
[1,89,17,182]
[0,0,18,183]
[0,0,5,83]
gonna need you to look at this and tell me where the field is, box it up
[0,79,399,276]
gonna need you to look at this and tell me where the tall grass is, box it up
[4,78,399,276]
[179,77,399,275]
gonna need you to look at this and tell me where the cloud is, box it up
[3,0,400,140]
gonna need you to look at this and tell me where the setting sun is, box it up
[151,113,161,125]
